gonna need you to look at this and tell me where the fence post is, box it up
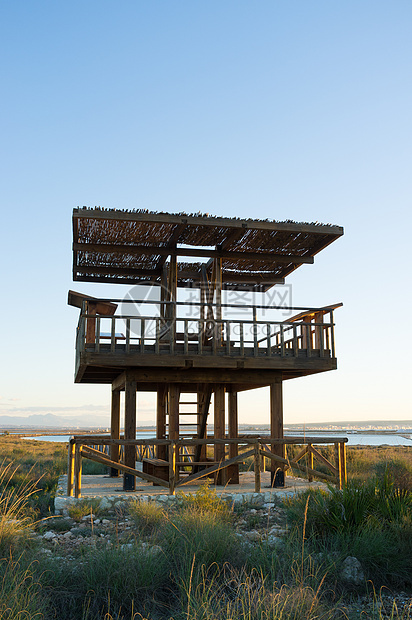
[334,442,342,489]
[339,442,347,486]
[254,440,261,493]
[67,439,75,497]
[169,442,176,495]
[74,445,82,498]
[308,444,314,482]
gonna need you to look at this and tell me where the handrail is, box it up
[67,435,348,498]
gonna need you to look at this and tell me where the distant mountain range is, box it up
[0,413,110,429]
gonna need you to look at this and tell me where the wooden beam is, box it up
[73,242,314,265]
[176,448,255,487]
[112,372,126,392]
[82,447,169,487]
[73,208,344,237]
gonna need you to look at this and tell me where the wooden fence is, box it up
[67,435,347,498]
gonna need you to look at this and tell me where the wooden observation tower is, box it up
[68,207,344,492]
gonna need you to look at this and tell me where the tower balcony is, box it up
[74,299,341,384]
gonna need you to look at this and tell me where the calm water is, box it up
[24,431,412,447]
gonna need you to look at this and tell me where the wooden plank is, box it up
[334,443,342,489]
[169,442,177,495]
[176,448,255,486]
[339,442,347,486]
[254,441,261,493]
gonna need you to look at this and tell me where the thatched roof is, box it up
[72,207,343,291]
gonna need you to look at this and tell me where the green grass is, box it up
[0,443,411,618]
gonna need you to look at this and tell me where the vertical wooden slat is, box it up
[330,311,335,358]
[293,324,298,356]
[141,318,145,353]
[184,320,189,354]
[280,324,285,357]
[240,323,244,356]
[155,318,160,354]
[198,320,203,354]
[126,319,130,353]
[95,317,101,352]
[226,321,230,355]
[111,316,116,352]
[110,389,121,477]
[67,440,75,497]
[266,323,271,356]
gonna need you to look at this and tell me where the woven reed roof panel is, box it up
[72,207,343,290]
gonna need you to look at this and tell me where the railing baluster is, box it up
[266,323,271,356]
[184,320,189,354]
[280,324,285,357]
[155,318,159,354]
[330,311,335,358]
[198,320,203,354]
[253,322,258,356]
[240,323,244,356]
[212,322,217,355]
[95,317,100,352]
[226,321,230,355]
[126,319,130,353]
[111,316,116,352]
[141,318,145,353]
[293,324,298,356]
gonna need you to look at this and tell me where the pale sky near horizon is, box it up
[1,1,411,426]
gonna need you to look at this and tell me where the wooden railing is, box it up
[67,435,347,498]
[75,300,337,360]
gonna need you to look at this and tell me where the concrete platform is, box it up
[55,471,328,514]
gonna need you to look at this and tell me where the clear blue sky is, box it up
[1,1,411,426]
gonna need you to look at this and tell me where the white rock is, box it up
[99,497,112,511]
[341,556,364,586]
[43,531,57,540]
[62,531,73,539]
[245,530,260,542]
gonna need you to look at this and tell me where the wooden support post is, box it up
[308,444,314,482]
[168,385,180,442]
[123,378,137,491]
[85,301,97,345]
[227,391,239,484]
[301,315,312,350]
[334,442,342,489]
[67,440,75,497]
[254,440,261,493]
[74,445,82,498]
[314,312,323,351]
[215,257,223,344]
[157,384,168,461]
[110,388,121,477]
[339,442,347,486]
[270,380,285,487]
[169,441,176,495]
[214,384,225,484]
